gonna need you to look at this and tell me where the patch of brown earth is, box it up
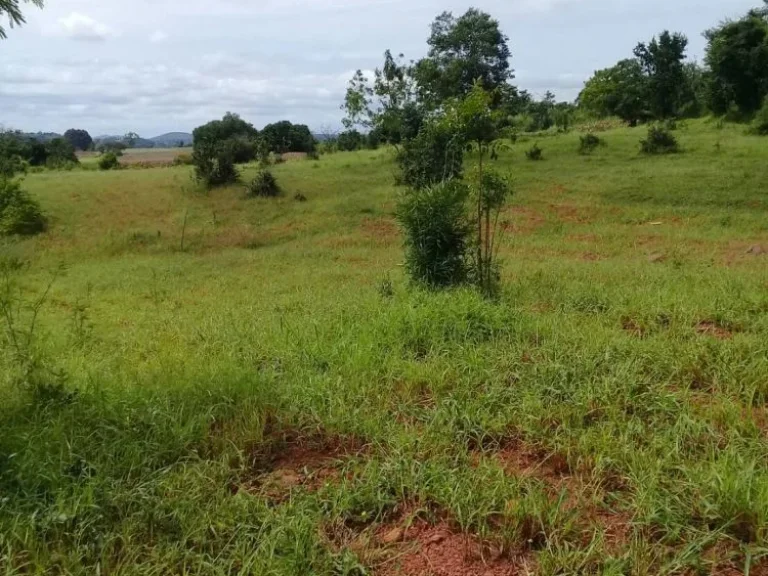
[548,203,594,224]
[243,431,367,500]
[581,252,605,262]
[376,519,535,576]
[621,316,647,338]
[696,321,733,340]
[362,217,399,242]
[502,207,546,234]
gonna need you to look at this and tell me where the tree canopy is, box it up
[63,129,93,152]
[0,0,43,39]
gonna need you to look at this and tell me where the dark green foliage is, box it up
[0,0,43,39]
[261,121,316,154]
[396,121,464,189]
[97,141,127,156]
[192,142,239,188]
[640,125,680,154]
[396,180,471,287]
[750,96,768,135]
[172,153,193,166]
[98,152,120,171]
[525,143,543,161]
[0,178,46,236]
[578,133,605,155]
[413,9,512,105]
[337,130,365,152]
[63,129,93,152]
[705,7,768,115]
[246,170,280,198]
[193,113,259,164]
[578,59,650,125]
[45,138,78,169]
[634,31,690,119]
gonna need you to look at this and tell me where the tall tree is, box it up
[63,129,93,152]
[578,59,650,125]
[705,5,768,115]
[634,31,689,119]
[0,0,43,39]
[413,8,513,106]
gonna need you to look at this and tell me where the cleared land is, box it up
[2,120,768,575]
[77,147,190,166]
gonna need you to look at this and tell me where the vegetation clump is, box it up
[0,178,46,236]
[98,152,120,170]
[578,133,605,155]
[246,170,281,198]
[640,125,680,154]
[526,143,544,161]
[749,96,768,135]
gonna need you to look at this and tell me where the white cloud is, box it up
[149,30,168,43]
[58,12,114,42]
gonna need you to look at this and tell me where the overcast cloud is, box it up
[0,0,758,136]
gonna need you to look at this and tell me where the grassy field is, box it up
[2,119,768,575]
[77,147,190,167]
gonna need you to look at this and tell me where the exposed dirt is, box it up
[376,519,535,576]
[243,430,367,500]
[548,203,595,224]
[502,207,546,234]
[621,316,647,338]
[361,217,399,242]
[696,321,734,340]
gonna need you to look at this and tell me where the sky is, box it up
[0,0,759,137]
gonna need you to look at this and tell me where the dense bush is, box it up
[525,143,543,161]
[337,130,365,152]
[45,138,79,169]
[193,113,259,165]
[396,122,464,190]
[0,178,46,236]
[172,153,194,166]
[750,97,768,136]
[640,125,680,154]
[396,180,471,287]
[98,152,120,170]
[261,121,316,154]
[192,142,239,188]
[246,170,280,197]
[578,133,605,155]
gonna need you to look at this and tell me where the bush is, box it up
[45,138,79,169]
[578,133,605,155]
[98,152,120,170]
[525,143,543,161]
[750,97,768,136]
[246,170,280,198]
[396,122,464,190]
[640,126,679,155]
[396,180,471,287]
[0,179,46,236]
[192,142,239,188]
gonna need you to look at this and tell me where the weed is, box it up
[640,125,680,154]
[525,143,544,161]
[578,133,605,155]
[246,170,281,198]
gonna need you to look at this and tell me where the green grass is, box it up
[1,119,768,575]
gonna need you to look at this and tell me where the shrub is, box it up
[396,180,471,287]
[750,97,768,136]
[525,143,543,161]
[578,133,605,155]
[45,138,79,169]
[640,125,679,155]
[396,122,464,190]
[0,179,46,236]
[307,150,320,161]
[246,170,280,198]
[98,152,120,170]
[192,142,239,188]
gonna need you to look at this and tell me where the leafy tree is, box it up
[634,31,689,119]
[337,130,365,152]
[261,121,316,154]
[44,138,78,168]
[705,5,768,115]
[578,59,650,125]
[413,9,513,106]
[63,129,93,152]
[124,132,140,148]
[193,113,259,164]
[0,0,42,39]
[396,120,464,190]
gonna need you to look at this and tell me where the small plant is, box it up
[294,193,307,202]
[749,97,768,136]
[377,274,394,299]
[246,170,280,198]
[640,125,680,155]
[578,133,605,155]
[0,178,47,236]
[525,143,543,161]
[396,180,471,288]
[98,152,120,170]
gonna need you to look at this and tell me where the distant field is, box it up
[78,147,190,166]
[3,119,768,575]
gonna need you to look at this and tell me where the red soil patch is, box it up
[376,519,534,576]
[361,217,399,241]
[696,321,733,340]
[244,432,367,500]
[548,203,594,224]
[502,207,546,234]
[581,252,604,262]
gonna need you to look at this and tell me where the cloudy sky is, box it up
[0,0,758,137]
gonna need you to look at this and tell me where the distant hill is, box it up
[94,134,158,149]
[150,132,193,148]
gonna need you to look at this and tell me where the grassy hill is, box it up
[2,119,768,575]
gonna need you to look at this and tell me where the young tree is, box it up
[634,31,689,119]
[0,0,42,39]
[413,9,513,106]
[63,129,93,152]
[705,5,768,115]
